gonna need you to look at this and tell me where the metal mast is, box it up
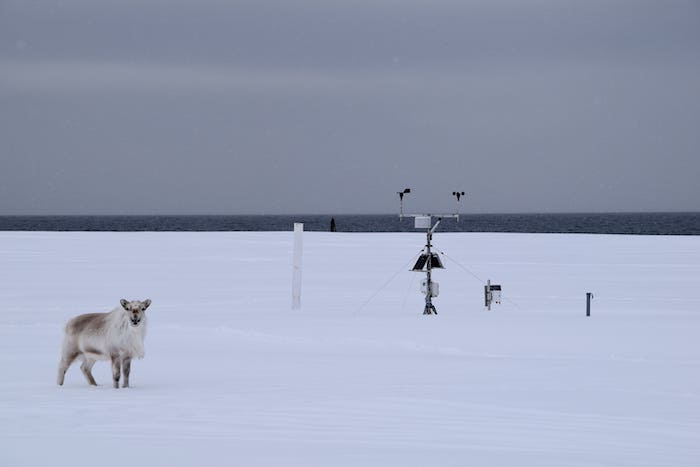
[423,219,441,315]
[397,188,464,316]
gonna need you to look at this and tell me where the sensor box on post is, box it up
[414,216,432,229]
[420,279,439,297]
[491,285,502,304]
[484,282,502,309]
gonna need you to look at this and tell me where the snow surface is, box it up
[1,231,698,466]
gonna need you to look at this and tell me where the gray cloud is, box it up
[1,0,698,214]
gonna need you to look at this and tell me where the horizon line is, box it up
[1,211,699,217]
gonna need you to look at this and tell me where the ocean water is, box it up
[0,213,699,235]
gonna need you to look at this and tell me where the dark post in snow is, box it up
[586,292,594,316]
[330,217,336,232]
[485,279,492,311]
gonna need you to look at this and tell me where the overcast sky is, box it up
[1,0,698,214]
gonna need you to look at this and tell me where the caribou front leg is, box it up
[122,356,132,388]
[111,354,121,389]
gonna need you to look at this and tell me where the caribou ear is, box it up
[143,299,151,310]
[120,299,130,310]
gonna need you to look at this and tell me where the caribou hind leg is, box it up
[57,349,79,386]
[80,357,98,386]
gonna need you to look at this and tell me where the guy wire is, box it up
[355,250,423,314]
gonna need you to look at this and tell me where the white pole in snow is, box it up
[292,223,303,310]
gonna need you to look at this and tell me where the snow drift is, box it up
[0,231,698,466]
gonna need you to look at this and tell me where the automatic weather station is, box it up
[397,188,466,315]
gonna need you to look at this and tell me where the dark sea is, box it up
[1,213,699,235]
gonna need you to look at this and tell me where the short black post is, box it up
[485,279,492,310]
[586,292,593,316]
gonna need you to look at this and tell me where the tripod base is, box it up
[423,304,437,315]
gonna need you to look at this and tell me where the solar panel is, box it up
[412,254,428,271]
[429,253,444,269]
[412,253,444,271]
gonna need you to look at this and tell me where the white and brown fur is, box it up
[57,299,151,388]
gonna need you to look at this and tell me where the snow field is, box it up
[0,231,698,466]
